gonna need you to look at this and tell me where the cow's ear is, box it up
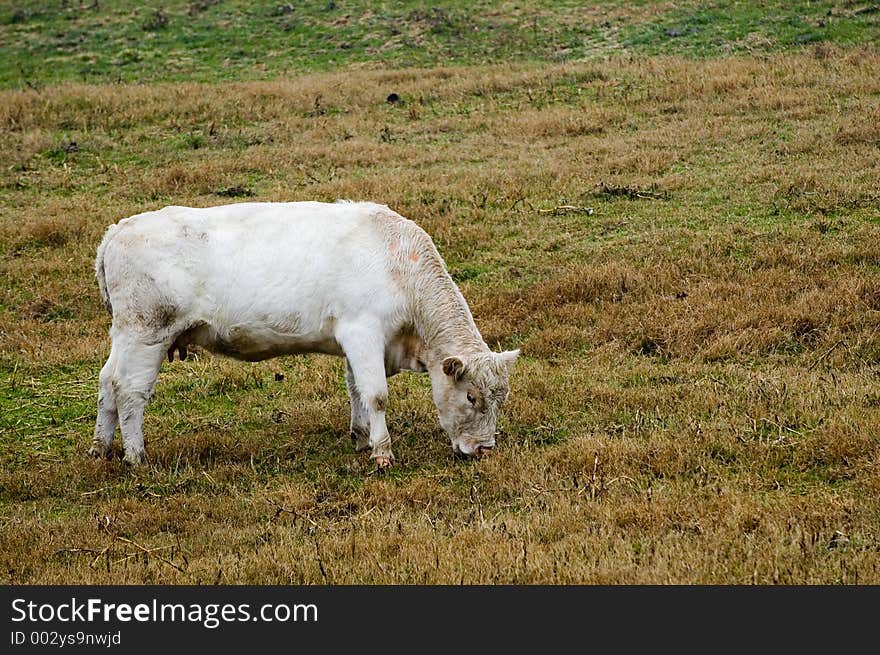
[499,349,520,370]
[442,356,465,380]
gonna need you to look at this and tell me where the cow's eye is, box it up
[466,391,477,405]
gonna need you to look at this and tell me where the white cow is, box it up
[91,200,519,467]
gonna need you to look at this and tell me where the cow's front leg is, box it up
[345,359,371,453]
[336,322,393,468]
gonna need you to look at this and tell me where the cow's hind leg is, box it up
[90,347,119,458]
[345,359,371,452]
[113,332,167,466]
[336,321,393,467]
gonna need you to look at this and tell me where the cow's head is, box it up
[429,349,519,457]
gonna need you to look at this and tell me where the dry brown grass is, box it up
[2,51,880,584]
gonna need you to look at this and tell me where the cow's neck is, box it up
[409,262,488,367]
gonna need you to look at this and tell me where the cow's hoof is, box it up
[123,451,147,467]
[373,456,392,470]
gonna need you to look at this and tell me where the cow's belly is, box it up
[188,321,344,362]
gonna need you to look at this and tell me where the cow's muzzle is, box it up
[453,438,496,458]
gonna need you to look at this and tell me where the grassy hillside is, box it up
[1,3,879,583]
[1,1,879,87]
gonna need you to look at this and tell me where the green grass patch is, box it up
[2,1,879,88]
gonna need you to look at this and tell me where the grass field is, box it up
[1,2,880,583]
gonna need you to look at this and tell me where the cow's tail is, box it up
[95,223,121,316]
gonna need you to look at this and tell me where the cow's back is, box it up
[101,201,408,344]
